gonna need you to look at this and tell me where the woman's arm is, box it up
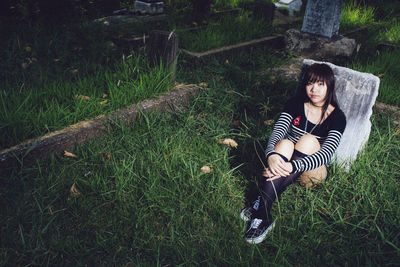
[265,112,292,159]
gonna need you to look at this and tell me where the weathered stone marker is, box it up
[301,59,380,167]
[275,0,302,17]
[301,0,343,38]
[284,0,354,62]
[253,1,275,21]
[147,30,179,82]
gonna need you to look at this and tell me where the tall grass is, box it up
[1,48,399,265]
[178,11,274,52]
[349,49,400,106]
[340,0,375,32]
[0,54,173,149]
[376,18,400,44]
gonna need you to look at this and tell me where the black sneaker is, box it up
[240,197,261,222]
[244,218,276,244]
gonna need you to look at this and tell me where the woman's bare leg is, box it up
[294,134,327,188]
[273,139,295,162]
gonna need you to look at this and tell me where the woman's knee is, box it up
[295,134,320,155]
[275,139,295,160]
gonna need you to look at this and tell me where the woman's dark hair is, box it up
[297,63,339,121]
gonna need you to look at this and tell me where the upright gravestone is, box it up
[253,1,275,22]
[301,59,380,167]
[147,30,179,83]
[301,0,343,38]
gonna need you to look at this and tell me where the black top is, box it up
[265,97,346,173]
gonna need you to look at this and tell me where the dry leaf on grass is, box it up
[218,138,238,148]
[53,58,61,62]
[102,93,108,98]
[105,152,111,162]
[70,69,79,74]
[264,119,275,126]
[70,183,81,198]
[199,82,208,88]
[99,100,108,105]
[200,166,212,173]
[25,46,32,52]
[75,94,90,101]
[395,128,400,136]
[64,150,77,158]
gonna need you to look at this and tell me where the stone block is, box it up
[301,59,380,168]
[301,0,343,38]
[285,29,356,62]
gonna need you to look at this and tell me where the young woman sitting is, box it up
[242,63,347,244]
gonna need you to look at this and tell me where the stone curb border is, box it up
[0,84,200,172]
[181,35,284,59]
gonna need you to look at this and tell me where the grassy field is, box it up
[1,47,400,265]
[1,1,400,265]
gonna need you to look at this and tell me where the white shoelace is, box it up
[250,218,262,229]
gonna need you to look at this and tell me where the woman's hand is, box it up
[267,154,293,177]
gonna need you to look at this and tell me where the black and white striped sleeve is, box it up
[291,129,343,173]
[265,112,292,159]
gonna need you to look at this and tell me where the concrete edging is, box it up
[0,84,200,172]
[181,35,285,59]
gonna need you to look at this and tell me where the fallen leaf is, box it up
[70,183,81,198]
[31,57,38,62]
[208,101,213,105]
[64,150,77,158]
[395,128,400,136]
[102,93,108,98]
[70,69,79,74]
[75,94,90,101]
[105,152,111,161]
[99,100,108,105]
[53,58,61,62]
[200,165,212,173]
[199,82,208,88]
[225,59,229,64]
[189,115,194,120]
[218,138,238,148]
[21,63,28,69]
[192,21,198,26]
[378,73,384,78]
[233,120,240,126]
[264,119,275,126]
[25,46,31,52]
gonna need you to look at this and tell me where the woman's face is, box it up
[306,80,327,106]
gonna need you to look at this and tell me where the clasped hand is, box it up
[263,154,293,179]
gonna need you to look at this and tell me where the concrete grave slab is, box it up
[301,59,380,168]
